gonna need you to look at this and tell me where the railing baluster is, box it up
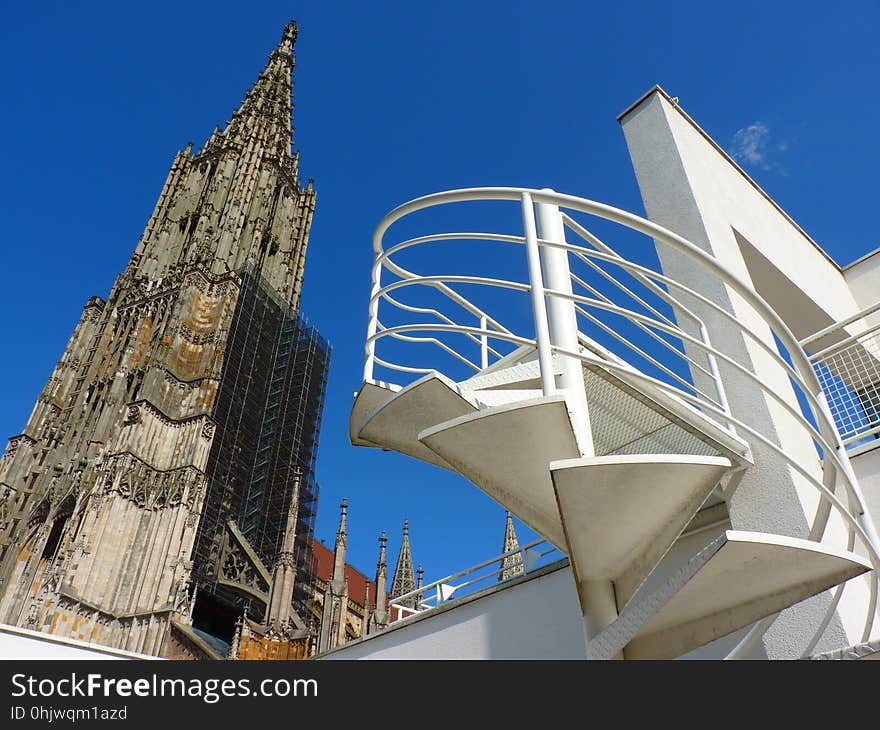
[480,314,488,370]
[520,192,555,397]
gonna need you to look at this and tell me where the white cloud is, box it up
[729,122,790,176]
[730,122,770,166]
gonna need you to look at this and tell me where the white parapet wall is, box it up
[0,623,157,660]
[317,553,765,660]
[319,562,587,660]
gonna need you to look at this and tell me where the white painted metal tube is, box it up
[816,391,880,562]
[480,315,488,369]
[806,319,880,361]
[389,538,552,608]
[700,322,735,432]
[569,269,714,378]
[380,292,504,359]
[799,298,880,349]
[562,212,707,328]
[520,192,555,397]
[537,195,595,457]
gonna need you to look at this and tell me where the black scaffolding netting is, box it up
[192,264,330,628]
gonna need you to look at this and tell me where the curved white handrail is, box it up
[362,186,880,656]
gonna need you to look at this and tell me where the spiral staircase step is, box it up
[349,380,399,447]
[355,373,479,470]
[587,530,871,660]
[418,395,581,548]
[550,454,734,609]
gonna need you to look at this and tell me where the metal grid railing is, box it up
[388,538,563,622]
[810,325,880,447]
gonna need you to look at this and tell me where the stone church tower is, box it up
[0,21,328,659]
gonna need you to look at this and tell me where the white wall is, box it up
[843,250,880,352]
[0,623,155,660]
[844,250,880,314]
[319,558,765,660]
[321,564,588,660]
[853,444,880,535]
[620,88,866,655]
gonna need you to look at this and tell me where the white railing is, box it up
[387,538,562,623]
[801,301,880,448]
[363,187,880,656]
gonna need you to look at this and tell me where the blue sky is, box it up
[1,1,879,583]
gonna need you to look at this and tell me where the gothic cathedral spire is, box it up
[369,531,389,631]
[499,511,524,581]
[391,520,416,607]
[0,20,329,659]
[205,20,299,173]
[130,19,315,309]
[332,499,348,586]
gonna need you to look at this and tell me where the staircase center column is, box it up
[534,191,619,656]
[535,192,593,457]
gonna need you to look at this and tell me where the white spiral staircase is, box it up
[349,188,880,659]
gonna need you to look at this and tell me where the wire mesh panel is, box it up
[811,328,880,447]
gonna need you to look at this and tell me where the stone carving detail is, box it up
[0,498,10,537]
[125,399,212,433]
[177,322,217,346]
[219,538,269,598]
[125,404,141,425]
[99,453,201,511]
[5,435,35,461]
[276,551,296,570]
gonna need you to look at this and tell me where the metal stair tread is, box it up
[550,453,733,609]
[584,358,752,463]
[355,373,479,470]
[587,529,872,660]
[418,395,580,547]
[349,380,400,447]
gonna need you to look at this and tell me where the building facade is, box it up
[0,21,329,659]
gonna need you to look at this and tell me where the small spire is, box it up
[500,511,524,581]
[391,520,416,606]
[331,498,348,584]
[372,531,389,628]
[338,498,348,533]
[280,19,298,53]
[414,564,425,612]
[378,530,388,563]
[362,581,372,636]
